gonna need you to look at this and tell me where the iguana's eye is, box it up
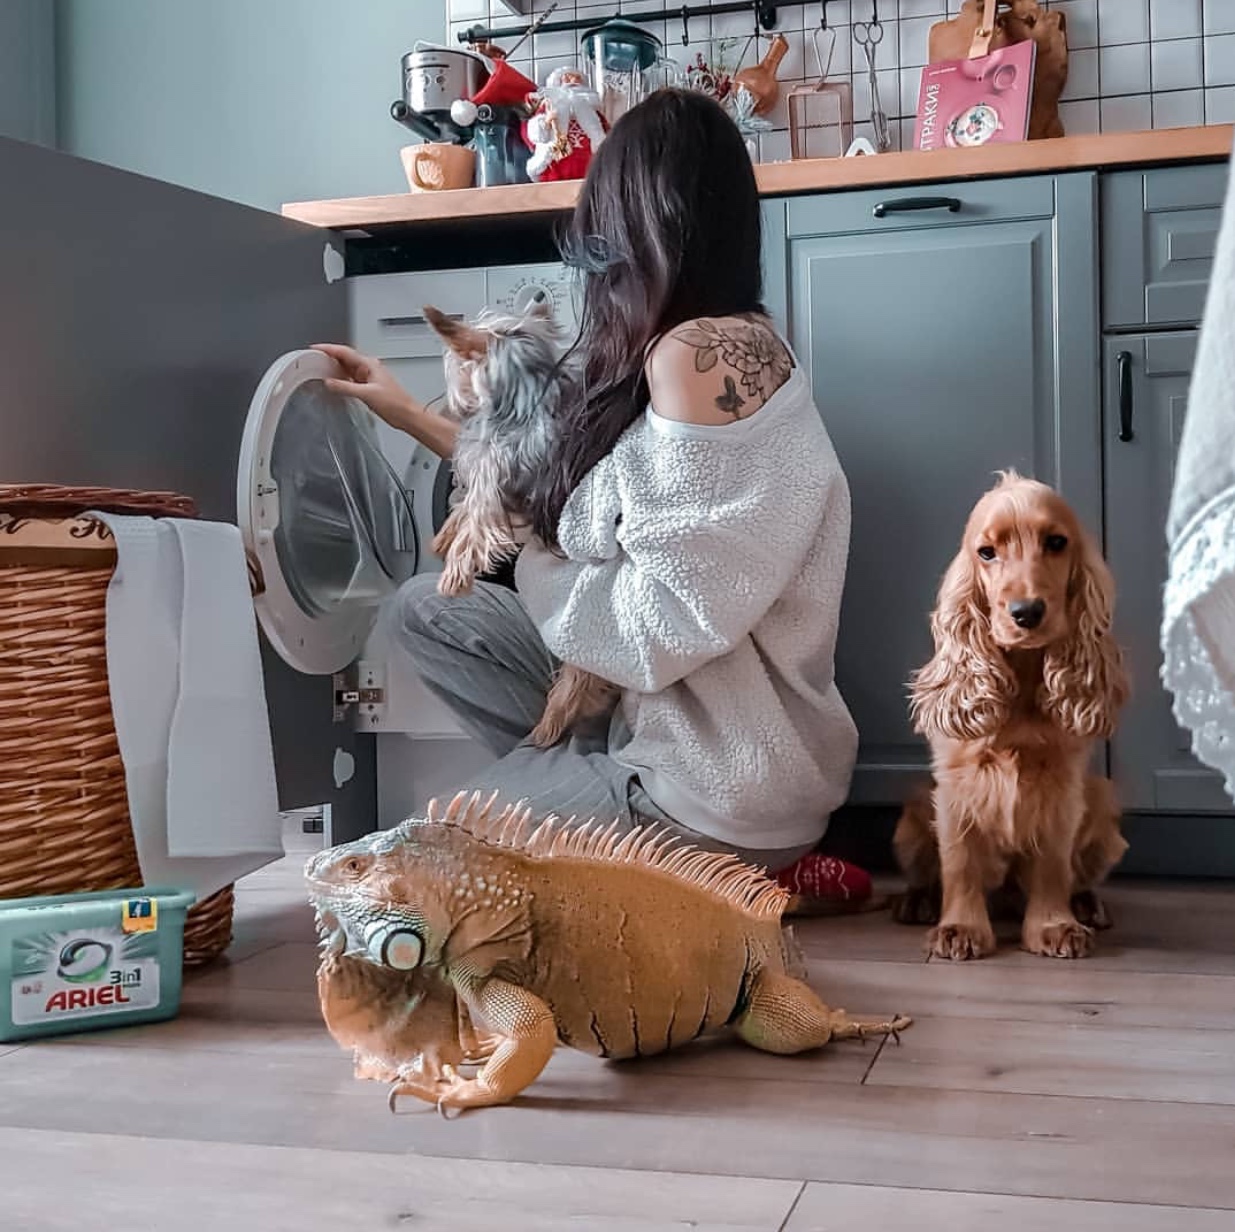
[342,857,365,877]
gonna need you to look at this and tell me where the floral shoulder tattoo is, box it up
[672,318,794,418]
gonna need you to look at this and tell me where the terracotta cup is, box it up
[401,143,476,192]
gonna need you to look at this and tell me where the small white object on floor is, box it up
[1161,129,1235,802]
[90,512,284,898]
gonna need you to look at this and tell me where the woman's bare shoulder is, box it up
[645,314,794,426]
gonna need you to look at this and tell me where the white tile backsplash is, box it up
[1150,0,1202,42]
[1101,91,1153,130]
[1152,37,1204,92]
[1101,41,1152,94]
[1055,0,1100,50]
[1099,0,1150,46]
[1064,47,1100,99]
[1203,0,1235,38]
[1208,84,1235,122]
[1206,32,1235,86]
[443,0,1233,157]
[1153,87,1205,127]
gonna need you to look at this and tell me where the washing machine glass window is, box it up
[269,378,419,618]
[238,348,426,677]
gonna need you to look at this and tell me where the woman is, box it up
[316,90,868,906]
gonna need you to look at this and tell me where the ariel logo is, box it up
[56,939,113,984]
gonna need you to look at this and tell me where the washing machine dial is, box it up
[506,279,560,320]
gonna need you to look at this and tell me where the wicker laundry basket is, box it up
[0,483,236,966]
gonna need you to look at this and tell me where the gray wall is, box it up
[0,0,56,145]
[55,0,444,213]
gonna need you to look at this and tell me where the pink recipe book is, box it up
[913,39,1037,152]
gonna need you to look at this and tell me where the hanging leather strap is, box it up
[968,0,999,59]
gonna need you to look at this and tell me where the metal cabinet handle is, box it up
[872,196,963,219]
[1117,350,1134,442]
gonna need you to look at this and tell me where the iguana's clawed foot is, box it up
[826,1010,914,1043]
[387,1063,509,1116]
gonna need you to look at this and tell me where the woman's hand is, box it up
[313,343,416,431]
[312,342,459,459]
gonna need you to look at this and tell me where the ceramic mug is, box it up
[401,143,475,192]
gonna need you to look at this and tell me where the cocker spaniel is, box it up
[892,471,1130,960]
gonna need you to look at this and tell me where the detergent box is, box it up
[0,887,195,1042]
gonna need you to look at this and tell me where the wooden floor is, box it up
[4,829,1235,1231]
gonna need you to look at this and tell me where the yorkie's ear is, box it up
[423,304,487,360]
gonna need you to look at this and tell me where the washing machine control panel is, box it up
[486,264,581,339]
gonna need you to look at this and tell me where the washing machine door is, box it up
[237,349,420,675]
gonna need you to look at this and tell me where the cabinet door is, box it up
[788,176,1101,804]
[0,136,376,841]
[1104,333,1235,814]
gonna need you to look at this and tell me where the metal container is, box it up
[580,18,678,127]
[402,46,488,113]
[392,44,489,143]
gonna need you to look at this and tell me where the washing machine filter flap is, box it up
[237,349,420,676]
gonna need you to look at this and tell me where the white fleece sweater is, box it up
[514,358,859,850]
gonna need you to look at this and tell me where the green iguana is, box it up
[306,790,911,1111]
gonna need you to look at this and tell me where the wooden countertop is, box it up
[283,124,1233,232]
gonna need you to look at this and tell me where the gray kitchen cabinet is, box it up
[1101,165,1227,331]
[1103,336,1234,817]
[776,174,1102,804]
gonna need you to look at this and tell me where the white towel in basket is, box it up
[90,512,283,899]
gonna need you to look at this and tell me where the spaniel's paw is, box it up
[928,921,996,961]
[1023,919,1093,959]
[1071,890,1113,931]
[891,885,941,926]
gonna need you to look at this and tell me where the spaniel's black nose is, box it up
[1009,598,1046,629]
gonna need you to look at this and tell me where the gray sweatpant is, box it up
[388,574,815,873]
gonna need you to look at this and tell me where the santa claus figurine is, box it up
[524,67,607,182]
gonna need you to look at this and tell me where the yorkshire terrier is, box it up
[424,301,619,748]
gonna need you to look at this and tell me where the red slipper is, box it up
[775,853,873,905]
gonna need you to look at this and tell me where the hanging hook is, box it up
[681,5,690,47]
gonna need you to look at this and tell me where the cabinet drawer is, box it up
[349,269,486,359]
[786,175,1056,238]
[1101,164,1229,330]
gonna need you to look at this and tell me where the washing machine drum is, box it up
[238,349,424,676]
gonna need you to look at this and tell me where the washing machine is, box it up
[236,262,581,798]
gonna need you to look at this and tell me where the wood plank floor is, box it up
[3,838,1235,1231]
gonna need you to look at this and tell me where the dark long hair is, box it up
[529,88,766,545]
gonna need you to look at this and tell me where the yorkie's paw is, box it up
[437,557,476,598]
[529,713,567,748]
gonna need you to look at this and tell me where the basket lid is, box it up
[0,484,198,520]
[0,486,198,567]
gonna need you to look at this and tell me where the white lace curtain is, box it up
[1161,133,1235,803]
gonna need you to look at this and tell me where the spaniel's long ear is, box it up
[1040,527,1129,738]
[909,547,1015,742]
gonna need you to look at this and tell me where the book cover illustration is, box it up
[913,39,1038,152]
